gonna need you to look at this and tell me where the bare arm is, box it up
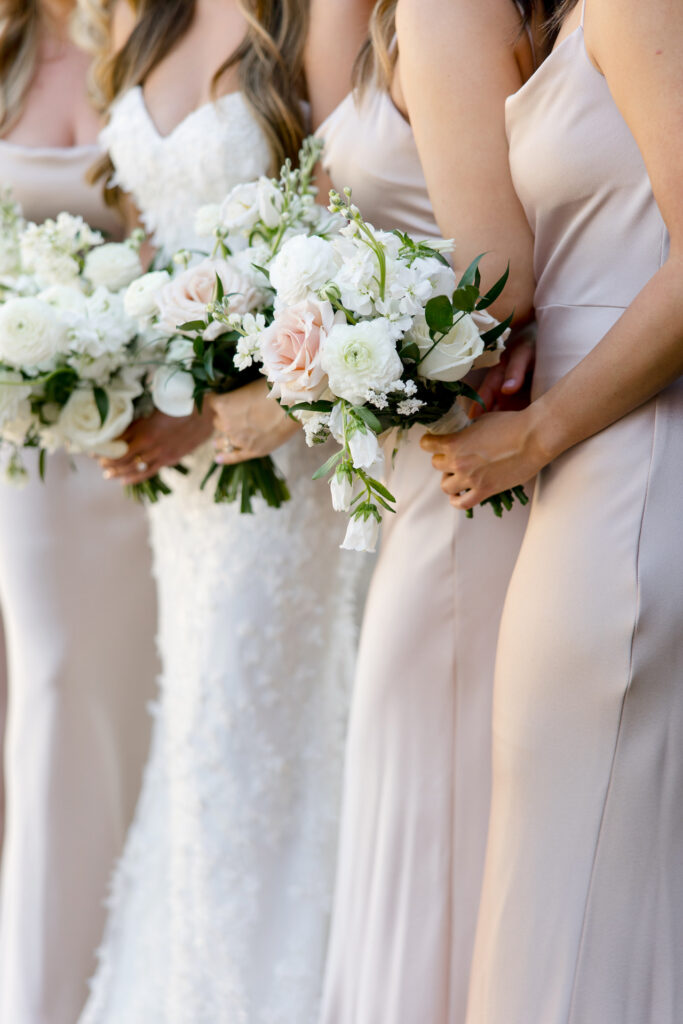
[423,0,683,509]
[396,0,536,321]
[305,0,375,129]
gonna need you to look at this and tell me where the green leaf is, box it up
[285,400,334,414]
[451,284,480,313]
[399,342,420,363]
[38,448,46,482]
[458,381,487,411]
[203,347,215,381]
[479,312,514,349]
[93,386,109,427]
[369,479,396,504]
[352,405,382,434]
[214,272,225,303]
[193,338,205,359]
[476,263,510,311]
[457,253,485,289]
[425,294,454,336]
[312,449,343,481]
[180,320,209,333]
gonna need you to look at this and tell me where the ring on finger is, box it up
[215,433,238,455]
[135,458,149,473]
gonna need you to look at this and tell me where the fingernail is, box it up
[503,379,517,391]
[215,455,226,465]
[103,470,113,480]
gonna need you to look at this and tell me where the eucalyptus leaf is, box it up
[93,386,109,427]
[425,294,454,336]
[476,263,510,310]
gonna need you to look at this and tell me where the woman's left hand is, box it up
[420,405,551,511]
[210,379,300,465]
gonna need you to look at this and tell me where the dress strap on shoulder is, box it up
[580,0,587,27]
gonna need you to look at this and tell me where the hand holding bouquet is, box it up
[257,186,529,551]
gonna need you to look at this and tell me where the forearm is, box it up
[532,255,683,462]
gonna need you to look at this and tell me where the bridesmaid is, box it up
[0,3,157,1023]
[424,1,683,1022]
[309,1,560,1021]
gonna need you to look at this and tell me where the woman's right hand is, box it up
[100,406,214,485]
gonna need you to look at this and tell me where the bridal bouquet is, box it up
[256,187,529,551]
[0,202,161,490]
[127,137,342,511]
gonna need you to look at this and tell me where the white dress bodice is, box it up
[101,87,271,254]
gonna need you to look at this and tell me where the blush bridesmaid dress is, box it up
[466,5,683,1023]
[0,143,157,1024]
[319,84,530,1024]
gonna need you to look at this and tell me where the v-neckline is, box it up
[133,86,245,142]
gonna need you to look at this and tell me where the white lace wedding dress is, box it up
[80,88,365,1024]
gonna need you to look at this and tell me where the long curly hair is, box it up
[0,0,41,132]
[76,0,309,176]
[353,0,569,91]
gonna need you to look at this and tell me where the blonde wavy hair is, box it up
[0,0,42,132]
[76,0,309,177]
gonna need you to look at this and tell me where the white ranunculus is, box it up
[408,311,484,383]
[152,365,195,418]
[0,372,32,427]
[331,236,378,317]
[124,271,170,320]
[194,204,222,239]
[219,181,262,233]
[84,243,143,292]
[0,297,69,368]
[330,470,353,512]
[57,387,136,456]
[321,318,402,406]
[341,512,379,553]
[270,235,338,306]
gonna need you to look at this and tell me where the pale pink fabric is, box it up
[466,22,681,1024]
[319,87,530,1024]
[0,142,157,1024]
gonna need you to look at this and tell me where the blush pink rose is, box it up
[156,258,263,338]
[260,298,342,406]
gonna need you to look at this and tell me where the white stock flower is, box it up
[38,284,88,314]
[0,372,32,427]
[57,386,136,456]
[321,318,402,405]
[341,512,379,553]
[152,365,195,418]
[270,235,338,306]
[407,311,484,383]
[124,271,170,320]
[194,204,222,239]
[84,243,142,292]
[66,288,137,359]
[0,297,69,368]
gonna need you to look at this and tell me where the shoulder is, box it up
[586,0,683,70]
[111,0,138,52]
[396,0,521,52]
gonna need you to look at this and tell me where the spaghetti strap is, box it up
[580,0,586,27]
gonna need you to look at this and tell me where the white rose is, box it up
[321,318,403,405]
[0,372,32,428]
[0,297,69,368]
[219,181,261,233]
[84,243,143,292]
[270,235,338,306]
[124,271,171,320]
[470,308,511,368]
[408,311,484,383]
[152,365,195,418]
[341,512,379,553]
[57,387,135,456]
[194,204,222,239]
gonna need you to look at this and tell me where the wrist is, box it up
[523,394,567,468]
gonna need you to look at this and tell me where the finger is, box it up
[420,432,455,454]
[470,365,505,419]
[430,453,450,472]
[441,473,471,496]
[449,489,479,511]
[115,460,164,485]
[501,344,534,394]
[215,447,258,466]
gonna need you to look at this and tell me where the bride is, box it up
[76,2,370,1021]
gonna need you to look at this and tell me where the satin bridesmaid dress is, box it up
[0,143,157,1024]
[466,5,683,1023]
[319,86,530,1024]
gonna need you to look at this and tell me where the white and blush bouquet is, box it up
[127,137,342,511]
[0,208,162,490]
[257,187,529,551]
